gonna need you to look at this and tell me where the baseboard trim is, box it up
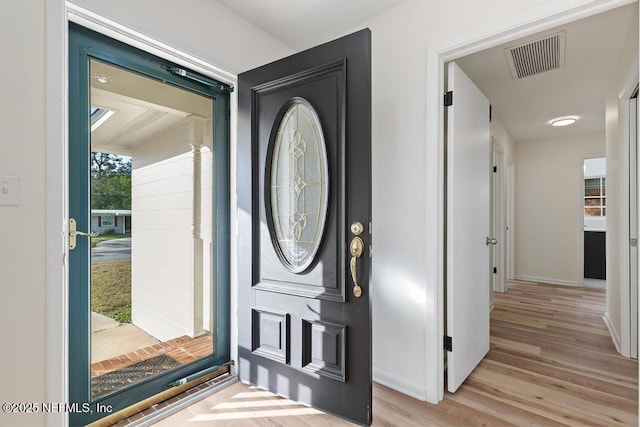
[373,367,427,402]
[603,312,622,355]
[515,275,580,287]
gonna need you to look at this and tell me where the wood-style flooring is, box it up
[153,281,638,426]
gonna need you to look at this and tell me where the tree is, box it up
[91,153,132,210]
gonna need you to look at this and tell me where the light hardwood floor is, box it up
[154,281,638,426]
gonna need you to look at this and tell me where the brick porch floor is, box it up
[91,333,213,378]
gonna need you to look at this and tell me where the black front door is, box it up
[237,29,372,424]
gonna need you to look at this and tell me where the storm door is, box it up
[68,23,230,426]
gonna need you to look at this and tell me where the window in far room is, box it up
[584,176,606,217]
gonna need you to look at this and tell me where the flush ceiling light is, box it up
[551,117,577,127]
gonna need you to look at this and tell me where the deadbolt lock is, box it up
[351,221,364,236]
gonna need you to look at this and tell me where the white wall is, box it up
[491,114,516,163]
[131,120,211,341]
[605,6,639,353]
[514,131,605,285]
[0,2,47,426]
[357,0,583,402]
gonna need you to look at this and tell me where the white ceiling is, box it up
[456,3,637,142]
[218,1,637,143]
[90,61,212,156]
[216,0,407,50]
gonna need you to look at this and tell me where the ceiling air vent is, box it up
[504,31,566,80]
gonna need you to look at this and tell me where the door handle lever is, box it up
[69,218,99,250]
[486,237,497,246]
[349,222,365,298]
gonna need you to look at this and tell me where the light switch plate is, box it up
[0,176,19,206]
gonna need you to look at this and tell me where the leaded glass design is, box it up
[270,99,328,272]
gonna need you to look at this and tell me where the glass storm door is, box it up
[68,23,230,426]
[237,29,373,425]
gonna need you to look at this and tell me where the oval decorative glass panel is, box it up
[269,99,329,272]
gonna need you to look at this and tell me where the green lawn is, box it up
[91,259,131,323]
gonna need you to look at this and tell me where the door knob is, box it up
[350,222,365,298]
[486,237,497,246]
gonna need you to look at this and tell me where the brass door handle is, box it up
[350,222,365,298]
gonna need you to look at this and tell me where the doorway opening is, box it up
[491,142,505,297]
[435,0,638,402]
[583,157,607,287]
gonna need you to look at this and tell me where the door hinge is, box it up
[489,104,492,122]
[631,238,638,247]
[493,267,497,274]
[493,166,497,173]
[444,335,453,352]
[444,91,453,107]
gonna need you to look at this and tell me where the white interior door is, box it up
[446,61,491,393]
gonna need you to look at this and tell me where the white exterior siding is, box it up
[131,119,212,342]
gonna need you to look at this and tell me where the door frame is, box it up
[620,75,640,357]
[492,142,505,295]
[426,0,637,403]
[46,4,239,424]
[506,158,515,281]
[630,88,639,359]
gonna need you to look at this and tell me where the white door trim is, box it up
[618,66,639,358]
[426,0,636,403]
[630,91,639,359]
[46,2,67,426]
